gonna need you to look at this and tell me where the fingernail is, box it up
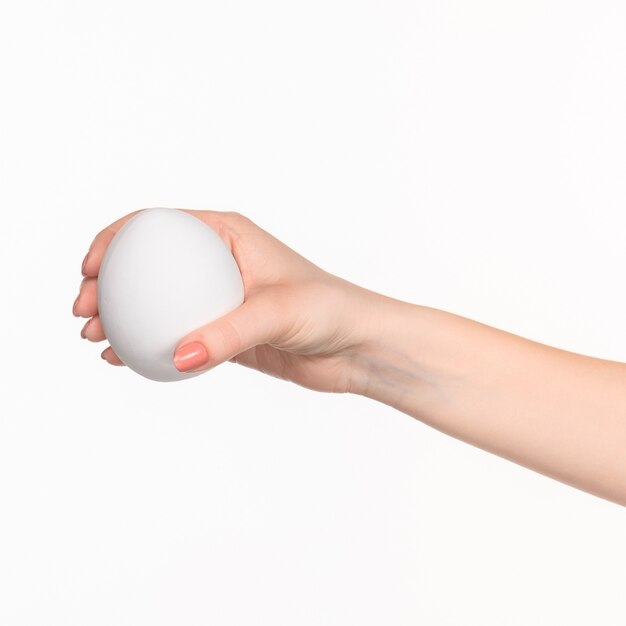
[174,341,209,372]
[81,252,90,275]
[80,318,91,339]
[73,294,80,316]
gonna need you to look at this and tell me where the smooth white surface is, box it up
[1,1,625,624]
[97,207,244,382]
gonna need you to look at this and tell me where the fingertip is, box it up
[73,277,98,318]
[101,346,125,366]
[81,315,105,342]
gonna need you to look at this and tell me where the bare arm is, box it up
[348,292,626,507]
[75,209,626,507]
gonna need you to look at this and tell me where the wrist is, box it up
[346,289,446,414]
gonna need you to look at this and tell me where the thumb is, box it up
[173,295,284,373]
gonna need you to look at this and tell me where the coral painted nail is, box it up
[81,252,90,275]
[174,342,209,372]
[80,318,92,339]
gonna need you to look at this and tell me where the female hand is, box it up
[73,208,626,505]
[73,209,378,394]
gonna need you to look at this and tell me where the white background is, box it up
[1,1,625,624]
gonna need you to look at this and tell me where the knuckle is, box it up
[227,210,251,225]
[218,317,245,357]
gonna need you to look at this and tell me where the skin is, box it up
[73,209,626,507]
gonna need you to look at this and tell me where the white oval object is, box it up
[97,207,245,382]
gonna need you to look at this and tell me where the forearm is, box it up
[349,292,626,507]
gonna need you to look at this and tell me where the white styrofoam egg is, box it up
[97,207,245,382]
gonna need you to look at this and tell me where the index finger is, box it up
[81,209,144,277]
